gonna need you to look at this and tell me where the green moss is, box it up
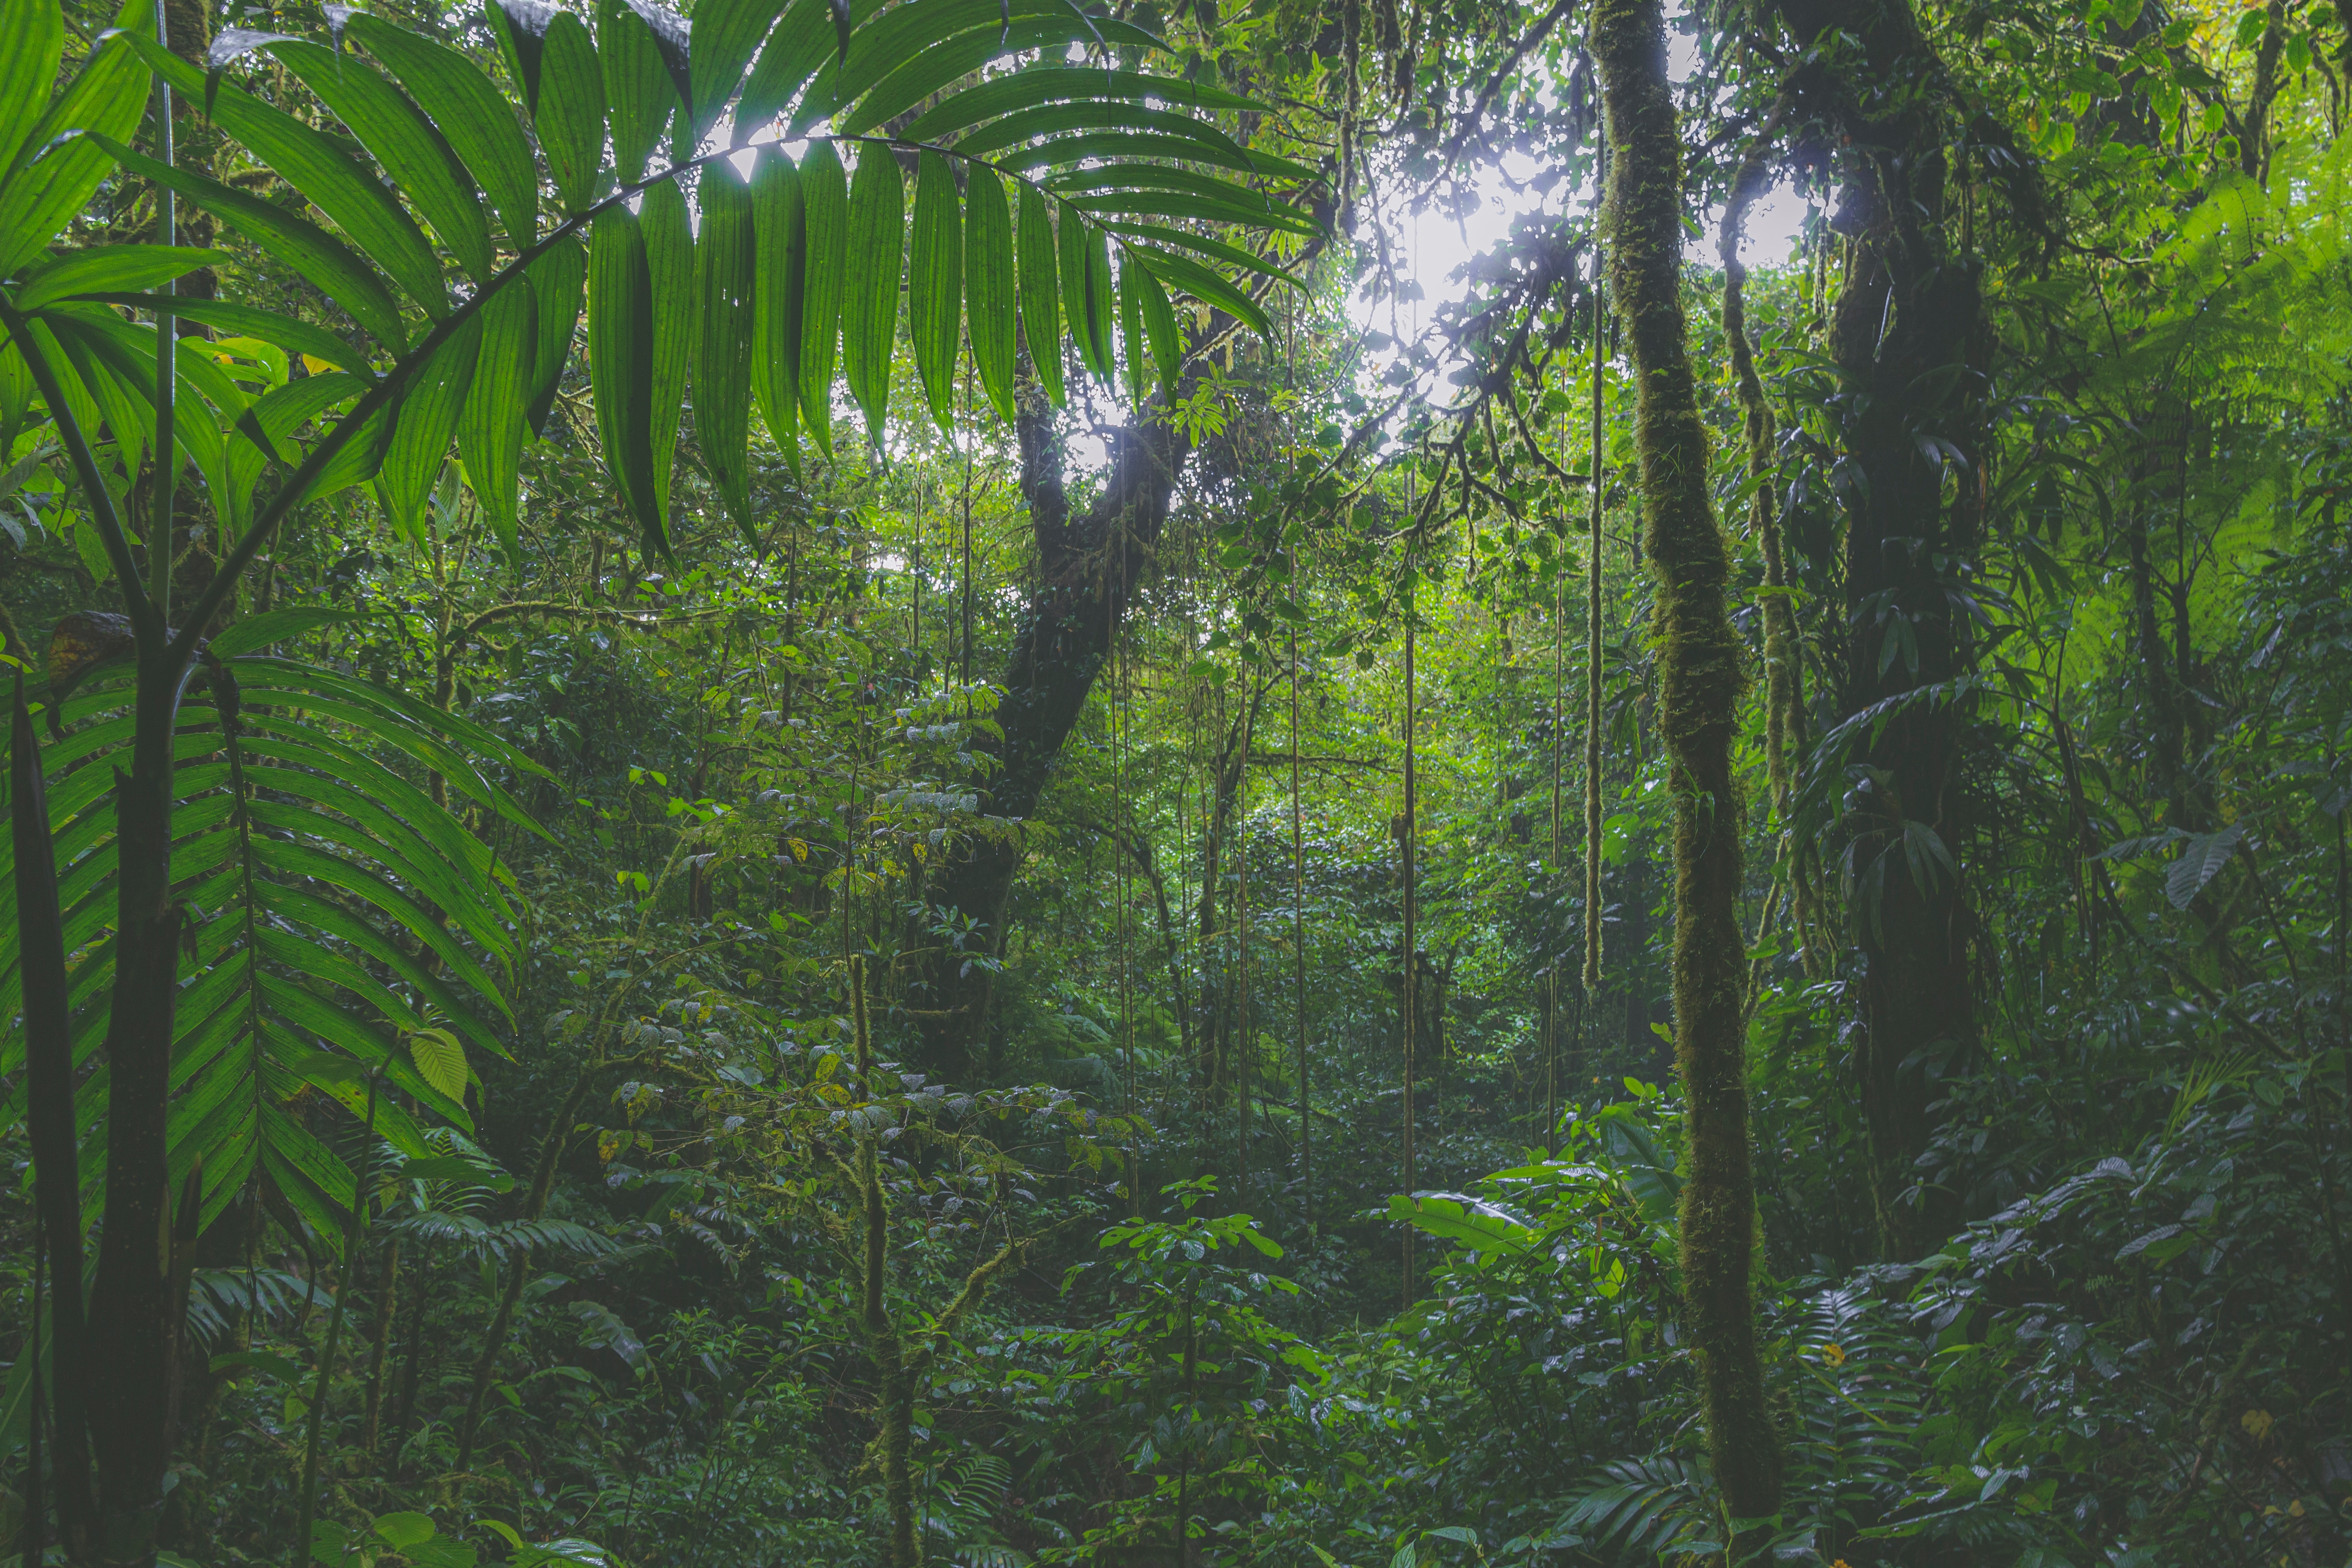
[1592,0,1782,1552]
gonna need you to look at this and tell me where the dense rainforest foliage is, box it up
[3,0,2351,1559]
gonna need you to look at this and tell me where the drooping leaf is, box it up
[2166,824,2245,911]
[750,146,805,474]
[347,15,539,250]
[0,0,65,177]
[1118,245,1145,405]
[1079,215,1115,384]
[588,207,662,549]
[0,1,149,279]
[1017,181,1062,408]
[533,10,607,218]
[696,160,757,537]
[131,40,448,315]
[640,177,696,527]
[598,0,676,183]
[485,0,560,107]
[375,317,481,544]
[92,140,409,352]
[526,236,587,436]
[841,144,902,444]
[1131,244,1270,338]
[795,137,847,458]
[906,150,961,434]
[963,163,1016,424]
[268,39,495,282]
[686,0,786,138]
[1128,250,1180,394]
[458,278,536,550]
[14,246,221,310]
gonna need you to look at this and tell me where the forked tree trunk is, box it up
[904,369,1198,1080]
[1589,0,1783,1557]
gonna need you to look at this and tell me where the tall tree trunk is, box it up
[904,368,1199,1078]
[1590,0,1783,1558]
[1775,0,1985,1259]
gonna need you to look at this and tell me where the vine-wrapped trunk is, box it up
[1590,0,1782,1553]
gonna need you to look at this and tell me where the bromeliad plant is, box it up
[0,0,1309,1558]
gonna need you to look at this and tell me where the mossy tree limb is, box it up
[1591,0,1783,1555]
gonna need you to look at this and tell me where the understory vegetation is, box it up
[3,0,2351,1562]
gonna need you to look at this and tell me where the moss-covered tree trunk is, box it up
[1590,0,1782,1555]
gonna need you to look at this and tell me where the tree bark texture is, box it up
[1591,0,1783,1553]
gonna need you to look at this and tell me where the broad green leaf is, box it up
[1066,186,1315,236]
[407,1028,470,1102]
[588,207,662,549]
[687,0,786,138]
[534,11,607,217]
[45,311,157,473]
[899,65,1260,144]
[1128,249,1180,393]
[131,39,448,315]
[598,0,676,183]
[1118,246,1145,405]
[252,835,507,1002]
[750,147,804,473]
[841,145,902,444]
[907,150,961,434]
[1059,207,1114,384]
[641,177,696,527]
[269,39,495,281]
[14,245,220,310]
[526,236,587,436]
[809,0,1163,134]
[348,15,539,250]
[1387,1192,1539,1255]
[963,163,1016,423]
[795,138,847,457]
[1082,222,1116,385]
[458,277,536,550]
[1017,181,1062,408]
[696,160,757,536]
[375,316,481,545]
[733,0,887,137]
[1094,220,1299,283]
[957,102,1256,171]
[0,0,64,176]
[95,140,410,352]
[486,0,559,107]
[835,13,1168,138]
[0,1,148,279]
[207,605,367,660]
[1132,244,1270,338]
